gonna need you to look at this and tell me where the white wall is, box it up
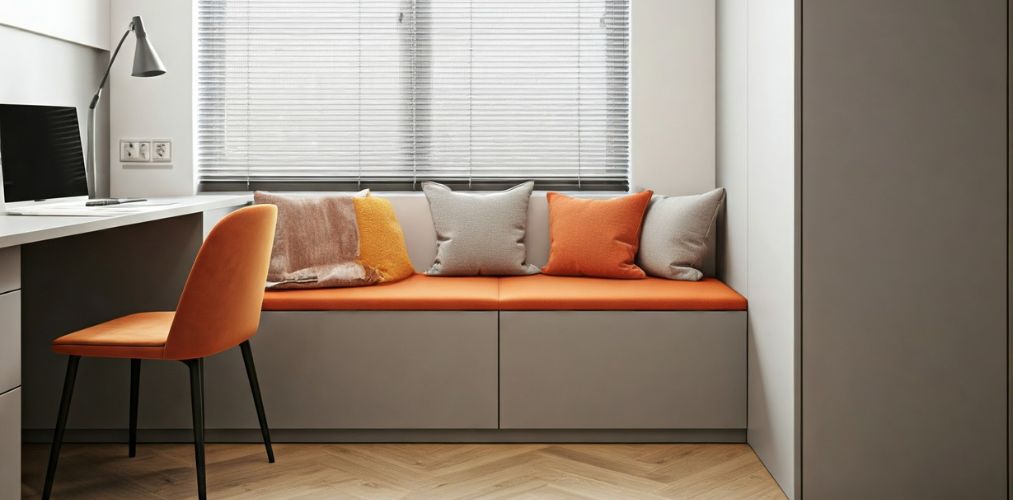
[108,0,194,197]
[631,0,715,196]
[0,3,111,199]
[717,0,796,497]
[0,0,110,50]
[108,0,717,197]
[716,2,748,292]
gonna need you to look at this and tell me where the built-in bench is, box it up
[186,193,748,443]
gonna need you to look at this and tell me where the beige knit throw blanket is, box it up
[254,191,380,289]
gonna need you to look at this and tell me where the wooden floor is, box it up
[22,443,785,499]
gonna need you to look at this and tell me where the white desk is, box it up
[0,195,249,497]
[0,196,250,248]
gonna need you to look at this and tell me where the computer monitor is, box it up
[0,104,88,203]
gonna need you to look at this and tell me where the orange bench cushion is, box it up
[262,274,500,311]
[263,274,746,311]
[498,275,747,311]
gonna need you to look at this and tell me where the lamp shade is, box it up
[130,16,166,77]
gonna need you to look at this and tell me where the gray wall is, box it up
[0,25,110,198]
[800,1,1007,498]
[717,0,796,497]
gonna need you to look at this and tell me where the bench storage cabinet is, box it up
[252,274,748,440]
[499,311,746,430]
[254,311,499,429]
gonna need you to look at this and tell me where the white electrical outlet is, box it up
[120,140,151,162]
[152,139,172,162]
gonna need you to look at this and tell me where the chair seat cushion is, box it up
[51,312,174,359]
[498,275,747,311]
[262,274,501,310]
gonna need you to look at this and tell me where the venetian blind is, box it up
[197,0,630,191]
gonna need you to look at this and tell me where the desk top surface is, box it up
[0,195,251,249]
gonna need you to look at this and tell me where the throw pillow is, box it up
[422,181,539,276]
[638,188,725,281]
[541,190,653,279]
[354,195,415,283]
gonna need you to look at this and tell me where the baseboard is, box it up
[23,428,746,444]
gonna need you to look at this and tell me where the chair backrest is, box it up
[162,204,277,360]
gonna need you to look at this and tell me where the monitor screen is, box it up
[0,104,88,203]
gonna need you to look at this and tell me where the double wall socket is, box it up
[120,140,149,162]
[120,139,172,163]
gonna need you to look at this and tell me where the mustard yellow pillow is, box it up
[353,196,414,283]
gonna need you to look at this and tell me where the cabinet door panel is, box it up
[0,246,19,294]
[0,388,20,500]
[0,291,20,393]
[801,1,1007,498]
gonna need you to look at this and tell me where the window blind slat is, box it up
[197,0,630,191]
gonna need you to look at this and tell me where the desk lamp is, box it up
[87,16,166,198]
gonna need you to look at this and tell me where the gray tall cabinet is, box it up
[800,0,1008,498]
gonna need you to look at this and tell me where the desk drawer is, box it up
[0,291,20,393]
[0,387,19,500]
[0,246,18,293]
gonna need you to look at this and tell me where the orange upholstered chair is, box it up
[42,204,278,500]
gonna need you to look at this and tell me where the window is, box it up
[197,0,630,191]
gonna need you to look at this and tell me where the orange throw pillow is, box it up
[353,196,415,283]
[542,190,654,279]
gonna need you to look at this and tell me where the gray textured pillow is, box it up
[638,188,725,281]
[423,181,539,276]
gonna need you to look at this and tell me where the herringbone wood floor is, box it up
[22,443,786,499]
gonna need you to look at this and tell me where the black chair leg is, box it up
[241,340,275,463]
[186,358,207,500]
[129,358,141,457]
[198,357,206,429]
[42,355,80,500]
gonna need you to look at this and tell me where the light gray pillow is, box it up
[423,181,539,276]
[638,188,725,281]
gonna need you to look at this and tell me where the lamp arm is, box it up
[89,23,134,110]
[85,21,133,198]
